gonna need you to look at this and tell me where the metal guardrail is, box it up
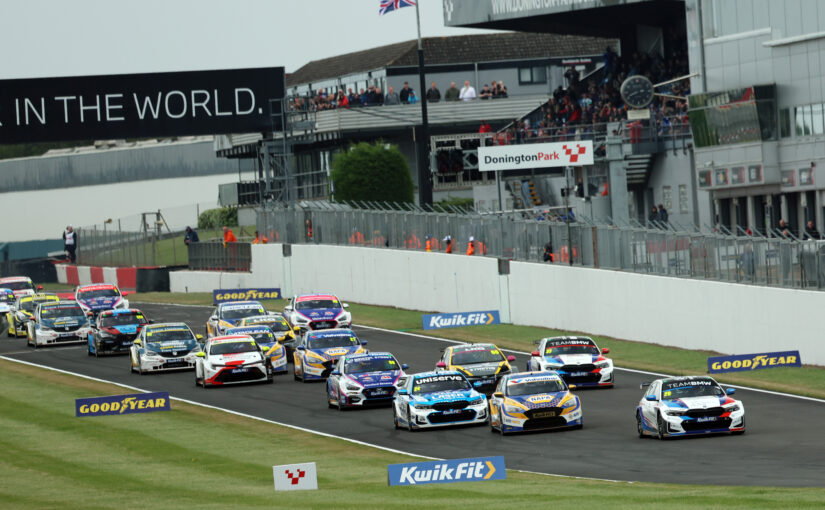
[187,242,251,272]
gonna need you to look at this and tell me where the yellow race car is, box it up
[238,313,301,358]
[205,301,266,338]
[435,343,517,395]
[7,293,60,337]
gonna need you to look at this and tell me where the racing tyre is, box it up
[94,342,100,358]
[636,412,645,438]
[656,414,667,440]
[88,342,94,356]
[393,407,401,429]
[732,418,745,435]
[293,364,301,381]
[137,359,145,376]
[406,406,416,432]
[266,365,274,384]
[337,389,345,411]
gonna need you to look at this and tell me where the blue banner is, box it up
[213,288,281,303]
[388,456,506,486]
[76,391,170,417]
[422,310,500,330]
[708,350,801,373]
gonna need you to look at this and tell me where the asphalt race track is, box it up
[3,302,824,487]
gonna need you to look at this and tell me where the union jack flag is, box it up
[379,0,416,16]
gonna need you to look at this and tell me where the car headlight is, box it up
[412,403,432,409]
[344,383,361,391]
[146,350,165,358]
[595,361,610,369]
[468,397,485,405]
[503,404,524,414]
[665,409,686,416]
[543,362,563,368]
[562,398,578,408]
[724,404,740,412]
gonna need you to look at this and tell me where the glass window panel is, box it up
[803,105,813,135]
[679,184,689,214]
[519,68,532,83]
[532,66,547,84]
[795,106,805,136]
[779,108,790,138]
[813,104,825,135]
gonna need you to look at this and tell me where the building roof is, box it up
[286,32,615,87]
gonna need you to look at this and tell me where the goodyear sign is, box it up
[213,288,281,303]
[708,350,801,374]
[76,391,170,417]
[388,456,506,486]
[422,310,500,330]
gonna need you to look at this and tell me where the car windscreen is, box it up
[0,292,15,303]
[544,344,599,356]
[246,317,291,332]
[296,299,339,310]
[41,305,84,318]
[210,341,258,355]
[145,329,194,343]
[412,375,470,394]
[19,300,37,312]
[507,379,566,396]
[78,289,119,299]
[101,313,147,327]
[246,332,275,344]
[451,347,504,365]
[3,281,33,291]
[222,307,265,320]
[307,334,358,349]
[345,357,398,373]
[661,380,724,399]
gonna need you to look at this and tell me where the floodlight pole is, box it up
[414,2,433,206]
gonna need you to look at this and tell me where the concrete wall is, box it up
[168,243,825,365]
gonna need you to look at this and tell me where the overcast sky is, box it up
[2,0,500,79]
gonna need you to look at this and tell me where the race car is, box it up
[238,313,301,359]
[205,301,267,338]
[636,375,745,439]
[392,371,489,431]
[87,308,150,356]
[0,276,39,298]
[7,293,60,337]
[326,352,409,410]
[527,336,614,388]
[0,288,16,316]
[293,328,368,382]
[195,335,273,387]
[435,343,516,395]
[284,294,351,333]
[225,326,288,375]
[75,283,129,316]
[489,371,582,435]
[131,322,203,374]
[26,300,92,348]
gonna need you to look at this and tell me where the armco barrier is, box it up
[167,243,825,366]
[56,264,138,290]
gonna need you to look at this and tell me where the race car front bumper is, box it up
[205,362,269,385]
[498,404,582,433]
[408,400,488,429]
[95,335,137,355]
[541,363,614,387]
[140,350,200,371]
[338,384,397,407]
[660,406,746,436]
[33,326,93,346]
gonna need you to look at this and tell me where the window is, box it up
[663,186,672,211]
[679,184,689,214]
[779,108,790,138]
[813,104,824,135]
[519,66,547,85]
[795,106,805,136]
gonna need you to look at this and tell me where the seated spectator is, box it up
[384,86,401,105]
[426,82,441,102]
[445,81,460,101]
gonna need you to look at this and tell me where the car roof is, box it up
[219,301,263,308]
[449,343,497,352]
[77,284,118,291]
[226,326,273,334]
[210,335,256,344]
[660,375,716,385]
[295,294,337,302]
[39,300,80,308]
[145,322,189,330]
[100,308,142,316]
[541,336,596,345]
[343,351,394,360]
[0,276,31,283]
[307,328,355,338]
[502,372,563,383]
[412,370,463,379]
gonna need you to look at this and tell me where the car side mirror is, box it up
[196,334,204,340]
[196,352,205,358]
[726,387,736,395]
[37,285,43,290]
[401,364,409,370]
[397,389,408,396]
[360,340,368,345]
[284,306,292,312]
[568,384,577,390]
[148,319,155,324]
[331,370,341,376]
[531,350,540,357]
[297,345,306,351]
[493,391,504,398]
[29,316,36,322]
[133,339,141,345]
[645,394,658,402]
[601,347,610,354]
[209,316,217,321]
[293,326,301,332]
[86,311,94,317]
[507,355,516,362]
[436,361,447,369]
[122,291,130,297]
[343,303,349,308]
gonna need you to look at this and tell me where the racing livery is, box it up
[75,284,129,316]
[8,293,60,337]
[637,376,745,439]
[284,294,351,333]
[131,322,203,374]
[87,309,150,356]
[436,343,516,395]
[226,326,288,375]
[205,301,267,338]
[195,335,273,387]
[238,313,301,359]
[0,276,38,298]
[26,300,92,348]
[326,352,409,409]
[0,288,16,315]
[293,329,367,382]
[528,336,614,388]
[393,371,488,431]
[489,372,582,435]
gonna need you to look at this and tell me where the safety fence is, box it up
[187,242,252,272]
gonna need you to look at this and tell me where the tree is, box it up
[330,141,414,203]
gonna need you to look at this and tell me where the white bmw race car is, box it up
[636,375,745,439]
[527,336,614,388]
[195,335,273,387]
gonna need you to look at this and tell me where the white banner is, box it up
[478,141,594,171]
[273,462,318,491]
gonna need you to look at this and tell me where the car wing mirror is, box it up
[531,350,541,357]
[196,352,205,358]
[343,303,349,308]
[360,340,368,345]
[133,339,141,345]
[196,334,204,340]
[397,389,408,396]
[330,370,341,376]
[506,355,516,362]
[37,285,43,290]
[645,394,658,402]
[725,387,736,395]
[401,364,409,370]
[493,391,504,398]
[602,347,610,354]
[435,361,447,369]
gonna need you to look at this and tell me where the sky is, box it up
[1,0,500,79]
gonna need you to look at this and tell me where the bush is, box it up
[198,207,238,229]
[330,141,414,203]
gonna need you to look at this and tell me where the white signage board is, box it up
[273,462,318,491]
[478,141,594,171]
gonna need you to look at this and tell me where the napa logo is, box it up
[76,391,170,417]
[708,350,801,374]
[213,288,281,303]
[526,394,555,404]
[387,456,506,486]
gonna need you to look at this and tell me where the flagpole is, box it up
[414,1,432,206]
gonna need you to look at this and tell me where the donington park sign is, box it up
[0,67,284,143]
[478,141,593,171]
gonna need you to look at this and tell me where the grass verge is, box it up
[1,358,824,509]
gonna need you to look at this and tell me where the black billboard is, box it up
[0,66,284,143]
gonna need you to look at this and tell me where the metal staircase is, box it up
[625,154,655,187]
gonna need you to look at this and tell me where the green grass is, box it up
[1,359,824,509]
[118,291,825,401]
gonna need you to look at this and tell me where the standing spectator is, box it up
[459,80,477,101]
[222,226,237,246]
[479,84,492,99]
[359,88,369,106]
[374,87,384,105]
[184,226,199,246]
[253,230,268,244]
[649,206,659,224]
[366,86,379,106]
[384,86,401,105]
[425,235,432,252]
[444,81,460,102]
[443,235,453,253]
[805,220,821,240]
[336,90,349,108]
[399,82,412,104]
[63,225,78,263]
[426,82,441,103]
[408,90,419,104]
[305,219,313,240]
[466,236,475,255]
[478,120,492,133]
[657,204,669,224]
[347,88,359,107]
[542,241,554,262]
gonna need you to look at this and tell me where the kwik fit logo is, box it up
[388,456,506,486]
[422,310,500,330]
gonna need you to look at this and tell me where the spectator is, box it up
[778,219,791,238]
[426,82,441,102]
[657,204,669,224]
[805,220,821,240]
[479,84,492,100]
[336,90,349,108]
[459,80,477,101]
[493,81,508,99]
[542,241,554,262]
[253,230,268,244]
[184,226,199,246]
[478,120,492,133]
[359,88,369,106]
[466,236,475,255]
[347,88,359,107]
[306,219,313,240]
[366,86,379,106]
[374,87,384,105]
[649,206,659,224]
[444,81,460,102]
[443,235,453,253]
[408,90,419,104]
[425,235,432,252]
[222,226,237,246]
[399,82,412,104]
[63,225,78,263]
[384,86,401,105]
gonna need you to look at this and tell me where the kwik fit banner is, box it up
[76,391,170,417]
[213,288,281,303]
[708,350,801,374]
[388,456,506,486]
[422,310,500,330]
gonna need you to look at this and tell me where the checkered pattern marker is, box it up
[273,462,318,491]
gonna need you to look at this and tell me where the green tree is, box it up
[330,141,413,203]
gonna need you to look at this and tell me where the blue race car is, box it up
[488,371,582,435]
[226,326,288,375]
[206,301,267,338]
[326,352,409,409]
[292,329,368,382]
[88,308,150,356]
[392,371,488,431]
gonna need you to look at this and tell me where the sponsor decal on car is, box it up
[708,350,801,373]
[387,456,506,486]
[75,391,170,417]
[213,288,281,303]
